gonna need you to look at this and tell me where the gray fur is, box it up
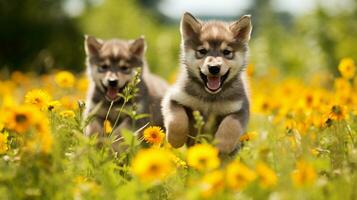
[84,36,168,141]
[162,12,252,154]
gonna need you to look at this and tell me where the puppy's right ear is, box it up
[180,12,201,40]
[229,15,252,43]
[84,35,103,56]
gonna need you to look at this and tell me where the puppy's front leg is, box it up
[163,100,189,148]
[215,114,244,154]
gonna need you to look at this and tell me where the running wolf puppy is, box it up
[84,35,168,139]
[162,12,252,154]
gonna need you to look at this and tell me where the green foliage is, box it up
[0,0,84,73]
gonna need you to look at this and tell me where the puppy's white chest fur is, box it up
[168,86,243,115]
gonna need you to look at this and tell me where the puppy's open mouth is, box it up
[101,83,126,101]
[200,70,229,93]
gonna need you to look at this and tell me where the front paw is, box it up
[214,115,243,154]
[164,104,189,148]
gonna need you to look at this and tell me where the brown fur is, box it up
[162,12,252,154]
[84,35,168,143]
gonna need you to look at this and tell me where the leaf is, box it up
[134,114,150,120]
[120,129,140,147]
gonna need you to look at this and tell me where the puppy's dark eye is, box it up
[98,64,109,72]
[121,66,132,74]
[196,48,208,58]
[222,49,233,59]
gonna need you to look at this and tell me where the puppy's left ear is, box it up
[84,35,103,56]
[130,36,146,58]
[180,12,202,41]
[230,15,252,43]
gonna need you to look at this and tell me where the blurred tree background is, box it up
[0,0,356,77]
[0,0,83,73]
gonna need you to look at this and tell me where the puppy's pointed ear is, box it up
[230,15,252,43]
[130,36,146,58]
[84,35,103,56]
[180,12,202,40]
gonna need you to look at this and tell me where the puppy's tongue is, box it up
[106,87,118,100]
[207,76,221,91]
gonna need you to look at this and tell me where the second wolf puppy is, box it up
[84,36,168,140]
[162,12,252,154]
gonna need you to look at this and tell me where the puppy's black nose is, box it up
[108,80,118,87]
[208,66,220,75]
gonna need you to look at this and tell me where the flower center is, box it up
[149,164,159,174]
[151,133,157,139]
[198,157,207,166]
[15,114,27,123]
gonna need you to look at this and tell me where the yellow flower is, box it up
[25,89,52,110]
[143,126,165,145]
[37,131,53,154]
[3,105,40,133]
[187,144,220,171]
[338,57,355,79]
[328,105,348,121]
[1,94,17,109]
[60,96,78,110]
[76,77,89,93]
[0,81,15,99]
[103,120,112,135]
[0,131,9,154]
[226,161,256,190]
[256,162,278,188]
[47,100,62,111]
[200,170,224,198]
[60,110,76,118]
[35,119,53,154]
[55,71,75,88]
[291,160,316,187]
[15,111,53,154]
[240,131,258,142]
[334,78,351,93]
[132,148,173,182]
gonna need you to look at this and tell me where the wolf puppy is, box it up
[84,36,168,139]
[162,12,252,154]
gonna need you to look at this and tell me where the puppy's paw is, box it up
[164,102,189,148]
[214,115,243,154]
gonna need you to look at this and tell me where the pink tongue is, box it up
[207,76,221,91]
[106,87,118,100]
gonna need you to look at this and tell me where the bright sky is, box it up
[63,0,355,18]
[158,0,355,19]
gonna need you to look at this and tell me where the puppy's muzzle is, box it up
[208,65,220,75]
[108,79,118,87]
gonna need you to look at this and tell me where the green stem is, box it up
[104,101,114,122]
[346,123,355,148]
[111,100,127,135]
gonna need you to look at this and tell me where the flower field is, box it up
[0,58,356,200]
